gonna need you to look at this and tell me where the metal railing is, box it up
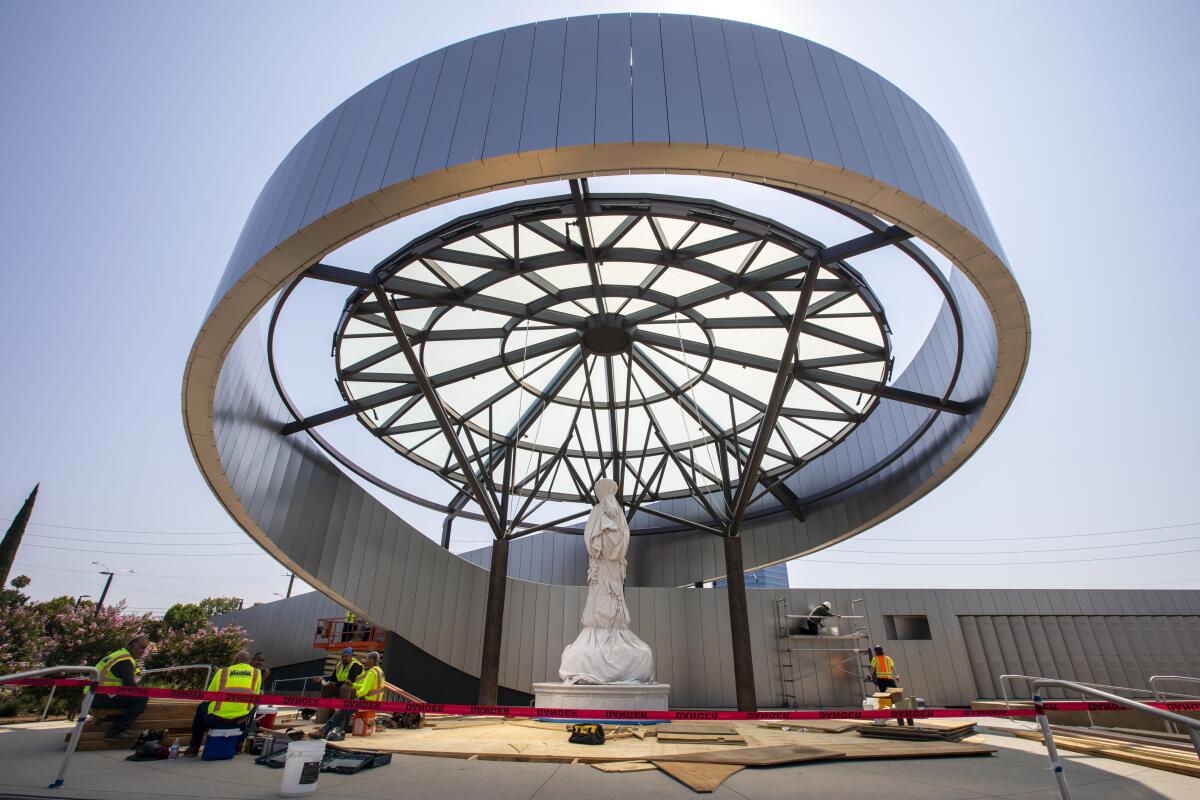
[39,663,214,721]
[999,674,1156,729]
[1149,675,1200,734]
[270,675,325,697]
[0,666,99,790]
[1030,678,1200,800]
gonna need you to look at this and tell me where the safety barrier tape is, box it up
[4,678,1199,722]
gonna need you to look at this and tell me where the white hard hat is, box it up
[821,601,832,608]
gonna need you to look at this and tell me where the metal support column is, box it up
[478,537,509,705]
[723,534,756,711]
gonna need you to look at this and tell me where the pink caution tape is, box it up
[5,678,1196,721]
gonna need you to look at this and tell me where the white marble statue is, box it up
[558,478,655,685]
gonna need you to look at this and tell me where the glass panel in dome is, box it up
[804,319,884,352]
[339,336,391,367]
[504,325,573,355]
[653,216,694,250]
[376,303,433,331]
[679,222,729,248]
[818,267,841,283]
[813,292,868,317]
[598,261,657,286]
[778,417,828,455]
[437,367,512,416]
[358,350,414,376]
[822,361,886,382]
[685,381,733,429]
[766,290,802,314]
[653,267,717,296]
[422,339,500,373]
[612,296,659,317]
[796,333,858,361]
[713,327,788,358]
[545,300,587,318]
[760,453,785,471]
[703,241,758,273]
[428,259,491,286]
[345,317,388,337]
[435,306,511,330]
[575,297,601,315]
[478,275,545,304]
[691,292,768,319]
[397,260,447,286]
[745,241,797,273]
[613,217,660,250]
[479,226,514,259]
[815,383,868,410]
[342,379,401,400]
[783,381,842,415]
[656,460,687,495]
[517,224,561,257]
[586,215,623,245]
[440,234,507,261]
[539,263,591,290]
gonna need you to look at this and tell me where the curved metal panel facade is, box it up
[186,14,1030,707]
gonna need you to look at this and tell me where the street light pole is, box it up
[94,573,114,617]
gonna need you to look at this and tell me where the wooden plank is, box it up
[652,761,744,793]
[658,721,738,736]
[656,733,747,746]
[1012,731,1200,779]
[591,760,658,773]
[757,719,860,733]
[835,740,998,760]
[650,744,845,766]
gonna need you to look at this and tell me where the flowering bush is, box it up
[0,583,250,714]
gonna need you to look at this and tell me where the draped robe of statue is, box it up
[558,479,655,684]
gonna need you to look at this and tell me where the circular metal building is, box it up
[185,13,1028,709]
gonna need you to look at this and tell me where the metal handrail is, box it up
[0,666,99,790]
[1031,678,1200,800]
[270,675,325,696]
[999,674,1156,729]
[39,662,215,721]
[141,663,214,686]
[1148,675,1200,734]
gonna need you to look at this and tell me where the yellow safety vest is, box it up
[354,665,385,700]
[86,648,138,694]
[333,658,361,683]
[871,655,895,678]
[345,612,357,623]
[207,663,262,719]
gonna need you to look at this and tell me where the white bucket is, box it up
[280,739,325,797]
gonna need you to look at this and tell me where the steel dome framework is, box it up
[184,14,1029,712]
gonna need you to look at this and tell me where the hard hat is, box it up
[820,601,832,609]
[341,647,354,655]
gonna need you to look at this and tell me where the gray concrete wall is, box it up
[219,586,1200,708]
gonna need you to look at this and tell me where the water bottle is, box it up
[169,738,180,760]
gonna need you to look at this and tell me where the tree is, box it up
[0,484,38,587]
[10,575,30,589]
[198,597,242,618]
[146,623,250,689]
[162,602,207,635]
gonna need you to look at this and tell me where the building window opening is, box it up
[883,614,932,640]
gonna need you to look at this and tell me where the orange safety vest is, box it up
[871,654,895,678]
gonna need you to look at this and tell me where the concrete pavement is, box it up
[0,719,1195,799]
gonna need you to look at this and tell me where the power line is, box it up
[1,518,243,536]
[837,534,1200,556]
[19,543,268,557]
[25,533,256,547]
[805,545,1200,567]
[866,521,1200,542]
[14,562,291,580]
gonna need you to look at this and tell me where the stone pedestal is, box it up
[532,682,671,712]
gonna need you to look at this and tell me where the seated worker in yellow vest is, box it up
[89,635,151,741]
[315,647,362,724]
[183,650,262,757]
[314,650,384,739]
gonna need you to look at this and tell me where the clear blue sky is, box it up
[2,1,1198,615]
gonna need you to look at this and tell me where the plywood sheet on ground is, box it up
[591,760,657,772]
[653,761,744,792]
[650,744,845,766]
[656,733,746,745]
[757,719,860,733]
[657,722,739,735]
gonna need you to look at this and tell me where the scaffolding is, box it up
[776,597,875,708]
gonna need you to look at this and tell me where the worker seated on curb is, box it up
[88,634,151,741]
[312,650,384,740]
[183,649,263,757]
[316,647,362,725]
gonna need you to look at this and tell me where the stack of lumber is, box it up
[67,699,197,751]
[756,719,860,733]
[857,720,977,743]
[1013,726,1200,778]
[654,721,746,745]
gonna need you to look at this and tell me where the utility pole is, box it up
[94,572,114,617]
[1,484,39,586]
[91,561,131,617]
[285,573,295,598]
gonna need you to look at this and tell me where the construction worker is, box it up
[184,649,262,757]
[868,645,898,692]
[315,650,384,739]
[801,601,834,635]
[341,610,358,642]
[88,634,151,740]
[316,646,362,724]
